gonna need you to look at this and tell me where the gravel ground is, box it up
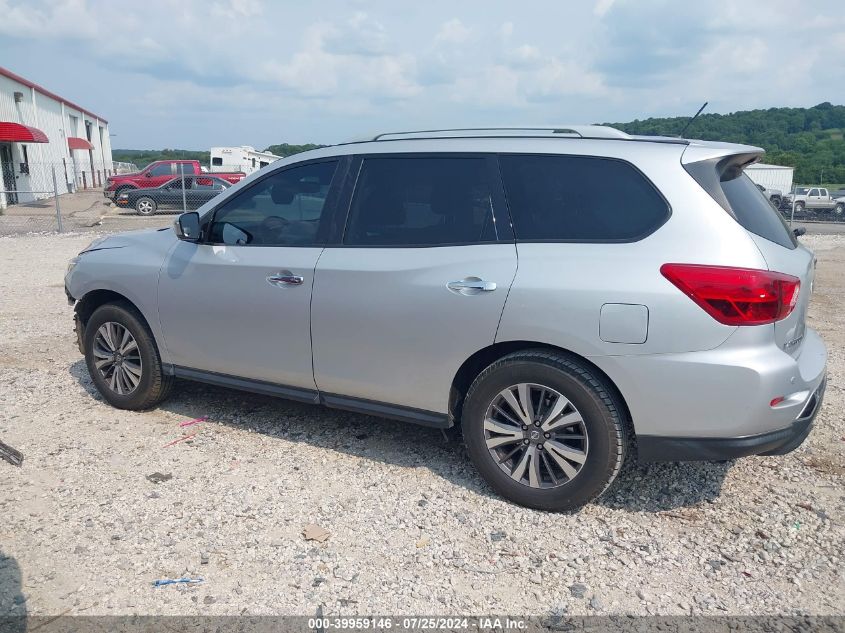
[0,230,843,617]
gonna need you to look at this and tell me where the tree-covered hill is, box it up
[606,103,845,185]
[114,103,844,185]
[111,148,210,168]
[111,145,325,169]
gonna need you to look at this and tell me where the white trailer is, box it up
[746,163,794,196]
[209,146,281,175]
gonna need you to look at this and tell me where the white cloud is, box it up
[0,0,840,147]
[0,0,99,38]
[259,21,419,100]
[594,0,616,17]
[435,18,472,44]
[211,0,263,18]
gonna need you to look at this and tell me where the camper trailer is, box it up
[209,146,281,175]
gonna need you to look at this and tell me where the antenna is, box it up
[679,102,708,137]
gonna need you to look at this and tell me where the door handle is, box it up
[267,271,304,287]
[446,278,497,295]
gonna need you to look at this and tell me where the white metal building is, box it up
[0,66,112,208]
[210,146,281,175]
[746,163,794,195]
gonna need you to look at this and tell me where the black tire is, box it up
[84,302,173,410]
[135,196,157,216]
[835,203,844,216]
[462,350,628,511]
[794,201,805,213]
[770,196,782,209]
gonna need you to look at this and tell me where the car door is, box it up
[807,188,820,209]
[187,177,227,209]
[145,162,176,188]
[820,188,829,209]
[157,178,182,209]
[310,154,517,417]
[158,158,344,393]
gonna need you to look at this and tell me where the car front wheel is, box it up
[462,350,627,511]
[84,302,173,410]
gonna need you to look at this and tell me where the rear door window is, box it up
[343,156,497,246]
[498,154,669,242]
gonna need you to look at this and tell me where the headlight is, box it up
[119,193,129,199]
[67,256,80,274]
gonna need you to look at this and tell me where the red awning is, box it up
[68,137,94,150]
[0,121,49,143]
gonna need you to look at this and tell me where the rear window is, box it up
[685,156,796,249]
[722,174,796,249]
[499,155,670,242]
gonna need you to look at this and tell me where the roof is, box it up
[0,66,108,124]
[252,127,764,172]
[747,163,794,170]
[344,125,687,145]
[0,121,49,143]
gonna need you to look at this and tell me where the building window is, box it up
[20,145,30,174]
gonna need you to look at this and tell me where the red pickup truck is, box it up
[105,160,245,199]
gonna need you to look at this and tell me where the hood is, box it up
[80,226,174,254]
[108,171,143,181]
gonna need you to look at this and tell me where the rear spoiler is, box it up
[682,148,763,215]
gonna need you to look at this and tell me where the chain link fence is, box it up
[778,186,845,225]
[0,159,118,235]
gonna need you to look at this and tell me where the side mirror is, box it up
[793,226,806,237]
[145,172,153,178]
[175,211,201,242]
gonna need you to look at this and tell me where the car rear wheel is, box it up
[84,302,173,410]
[835,203,844,216]
[135,196,157,216]
[462,350,627,511]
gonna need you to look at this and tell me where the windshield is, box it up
[794,187,809,195]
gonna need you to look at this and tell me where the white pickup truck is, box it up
[754,183,783,208]
[783,187,845,215]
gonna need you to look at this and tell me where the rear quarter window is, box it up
[499,154,670,242]
[684,155,796,250]
[721,174,796,249]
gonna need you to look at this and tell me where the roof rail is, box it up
[369,125,631,141]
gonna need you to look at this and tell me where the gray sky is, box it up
[1,0,841,150]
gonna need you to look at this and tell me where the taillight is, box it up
[660,264,800,326]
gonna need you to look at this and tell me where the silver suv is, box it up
[65,126,827,511]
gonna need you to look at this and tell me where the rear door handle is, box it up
[267,271,304,287]
[446,278,497,295]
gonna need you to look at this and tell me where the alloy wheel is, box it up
[137,199,154,214]
[484,383,588,489]
[92,322,143,395]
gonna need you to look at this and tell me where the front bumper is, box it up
[638,375,826,461]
